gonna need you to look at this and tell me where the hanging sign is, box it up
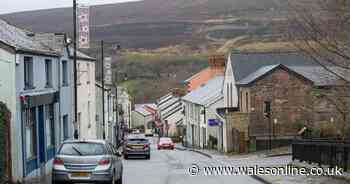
[77,5,90,48]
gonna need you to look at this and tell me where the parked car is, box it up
[123,135,150,159]
[157,137,175,150]
[52,139,123,184]
[145,129,153,137]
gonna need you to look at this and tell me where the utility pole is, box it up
[101,40,106,139]
[73,0,79,139]
[115,87,119,147]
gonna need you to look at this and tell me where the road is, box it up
[27,137,262,184]
[123,138,262,184]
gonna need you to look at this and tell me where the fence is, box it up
[0,102,11,183]
[292,139,350,171]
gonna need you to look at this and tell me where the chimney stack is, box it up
[209,54,226,76]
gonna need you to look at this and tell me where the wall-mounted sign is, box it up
[208,119,222,126]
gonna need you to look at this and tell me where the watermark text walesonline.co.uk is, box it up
[188,164,343,177]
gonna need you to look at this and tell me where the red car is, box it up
[157,137,175,150]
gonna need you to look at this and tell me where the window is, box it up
[62,60,68,86]
[24,56,34,89]
[63,115,69,140]
[59,143,106,156]
[226,84,230,107]
[230,83,233,107]
[24,107,37,159]
[45,59,52,87]
[45,104,55,147]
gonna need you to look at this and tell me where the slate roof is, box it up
[182,76,224,106]
[237,64,350,86]
[230,51,320,82]
[134,104,153,116]
[68,47,96,61]
[0,19,59,56]
[34,33,96,61]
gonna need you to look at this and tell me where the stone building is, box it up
[223,51,350,152]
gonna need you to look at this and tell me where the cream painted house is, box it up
[69,48,97,139]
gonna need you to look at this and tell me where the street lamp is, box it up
[73,0,79,139]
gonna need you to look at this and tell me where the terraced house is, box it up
[156,91,184,137]
[0,19,96,182]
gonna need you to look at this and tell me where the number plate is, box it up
[133,145,144,149]
[71,172,89,178]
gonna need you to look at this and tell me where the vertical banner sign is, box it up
[77,5,90,48]
[104,57,113,85]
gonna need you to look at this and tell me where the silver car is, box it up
[52,139,123,184]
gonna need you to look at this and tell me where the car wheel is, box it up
[117,173,123,184]
[111,171,116,184]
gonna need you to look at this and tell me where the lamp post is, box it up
[73,0,79,139]
[101,40,106,139]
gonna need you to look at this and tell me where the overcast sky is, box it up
[1,0,140,14]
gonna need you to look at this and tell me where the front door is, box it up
[38,105,46,164]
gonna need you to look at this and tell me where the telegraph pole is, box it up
[73,0,79,139]
[101,40,106,139]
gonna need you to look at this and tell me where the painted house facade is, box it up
[0,19,97,181]
[69,48,97,139]
[156,92,183,137]
[34,33,75,142]
[0,40,16,181]
[0,19,64,181]
[182,76,224,149]
[95,82,117,144]
[117,86,132,129]
[131,104,156,130]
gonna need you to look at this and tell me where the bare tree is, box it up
[287,0,350,138]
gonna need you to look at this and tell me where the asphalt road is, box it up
[123,138,262,184]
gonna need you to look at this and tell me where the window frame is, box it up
[62,60,68,86]
[45,104,55,148]
[63,115,69,140]
[24,56,34,89]
[45,59,53,87]
[25,107,37,160]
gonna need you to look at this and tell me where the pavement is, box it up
[175,143,350,184]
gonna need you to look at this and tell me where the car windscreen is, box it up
[59,142,106,156]
[160,138,172,142]
[127,138,148,144]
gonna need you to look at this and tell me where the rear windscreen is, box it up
[59,143,106,156]
[127,138,148,144]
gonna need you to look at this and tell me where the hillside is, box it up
[0,0,291,104]
[0,0,288,50]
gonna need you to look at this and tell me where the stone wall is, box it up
[224,112,249,153]
[248,68,315,138]
[247,68,346,140]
